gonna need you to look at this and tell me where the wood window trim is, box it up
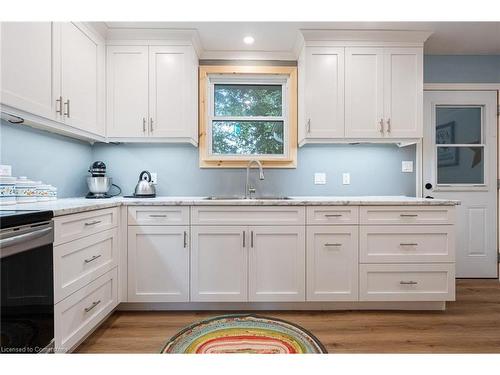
[199,65,298,168]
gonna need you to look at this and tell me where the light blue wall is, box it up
[3,55,499,199]
[92,143,417,197]
[0,120,93,197]
[424,55,500,83]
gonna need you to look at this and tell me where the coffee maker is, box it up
[86,161,121,199]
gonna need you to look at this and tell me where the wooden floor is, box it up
[76,279,500,353]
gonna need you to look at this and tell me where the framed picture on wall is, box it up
[437,121,459,167]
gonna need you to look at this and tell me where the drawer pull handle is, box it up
[149,214,167,218]
[400,281,418,285]
[324,243,342,247]
[84,220,102,226]
[324,214,342,218]
[400,214,418,217]
[183,231,187,248]
[84,300,101,313]
[251,231,254,248]
[400,243,418,247]
[84,254,101,264]
[242,231,246,247]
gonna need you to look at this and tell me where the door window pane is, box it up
[437,146,484,184]
[214,84,282,117]
[436,107,482,144]
[212,121,284,155]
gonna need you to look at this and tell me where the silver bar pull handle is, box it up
[307,119,311,134]
[84,300,101,313]
[325,214,342,218]
[400,281,418,285]
[251,231,254,248]
[400,243,418,247]
[56,96,63,114]
[400,214,418,217]
[379,118,384,134]
[242,231,246,247]
[0,227,52,249]
[64,99,70,118]
[324,243,342,247]
[143,117,146,132]
[149,214,167,218]
[84,220,102,226]
[150,118,154,132]
[183,231,187,248]
[84,254,101,264]
[386,118,391,133]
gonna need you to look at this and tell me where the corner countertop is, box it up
[1,196,460,217]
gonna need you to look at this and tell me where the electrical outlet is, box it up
[150,172,158,184]
[314,173,326,185]
[342,173,350,185]
[402,161,414,173]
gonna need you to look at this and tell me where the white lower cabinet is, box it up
[306,226,358,301]
[190,226,248,302]
[54,268,118,352]
[248,226,305,302]
[127,226,189,302]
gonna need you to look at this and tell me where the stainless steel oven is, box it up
[0,210,54,354]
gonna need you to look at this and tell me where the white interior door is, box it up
[423,90,498,278]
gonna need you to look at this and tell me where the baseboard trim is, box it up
[118,301,446,311]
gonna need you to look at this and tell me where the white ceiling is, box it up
[105,22,500,56]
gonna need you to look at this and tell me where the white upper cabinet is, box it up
[383,48,423,138]
[345,47,423,139]
[299,31,428,143]
[57,22,105,136]
[149,46,197,140]
[345,48,385,138]
[1,22,55,119]
[1,22,105,138]
[106,46,149,137]
[106,44,198,144]
[302,47,345,140]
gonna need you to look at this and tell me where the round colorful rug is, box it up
[161,314,327,354]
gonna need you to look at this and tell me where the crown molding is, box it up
[301,29,433,45]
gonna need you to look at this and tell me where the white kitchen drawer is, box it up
[360,225,455,263]
[359,263,455,301]
[306,206,358,225]
[128,206,189,226]
[191,206,305,226]
[54,228,119,303]
[360,206,455,225]
[54,208,118,245]
[54,268,118,353]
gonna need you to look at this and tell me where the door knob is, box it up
[425,183,433,190]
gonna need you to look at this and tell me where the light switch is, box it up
[314,173,326,185]
[342,173,350,185]
[402,161,414,173]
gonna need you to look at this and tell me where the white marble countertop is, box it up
[1,195,460,217]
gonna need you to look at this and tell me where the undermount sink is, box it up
[203,196,292,200]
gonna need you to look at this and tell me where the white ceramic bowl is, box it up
[0,176,16,205]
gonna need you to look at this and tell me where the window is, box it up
[435,106,485,185]
[199,66,297,168]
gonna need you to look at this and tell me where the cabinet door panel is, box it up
[304,47,345,138]
[1,22,55,119]
[128,226,189,302]
[191,226,248,302]
[248,226,305,302]
[106,46,149,137]
[149,46,196,139]
[307,226,358,301]
[384,48,423,138]
[345,48,384,138]
[60,22,102,134]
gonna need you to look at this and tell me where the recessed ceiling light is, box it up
[243,36,255,45]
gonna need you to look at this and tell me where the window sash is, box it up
[207,74,289,159]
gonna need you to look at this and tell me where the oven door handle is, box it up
[0,227,53,249]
